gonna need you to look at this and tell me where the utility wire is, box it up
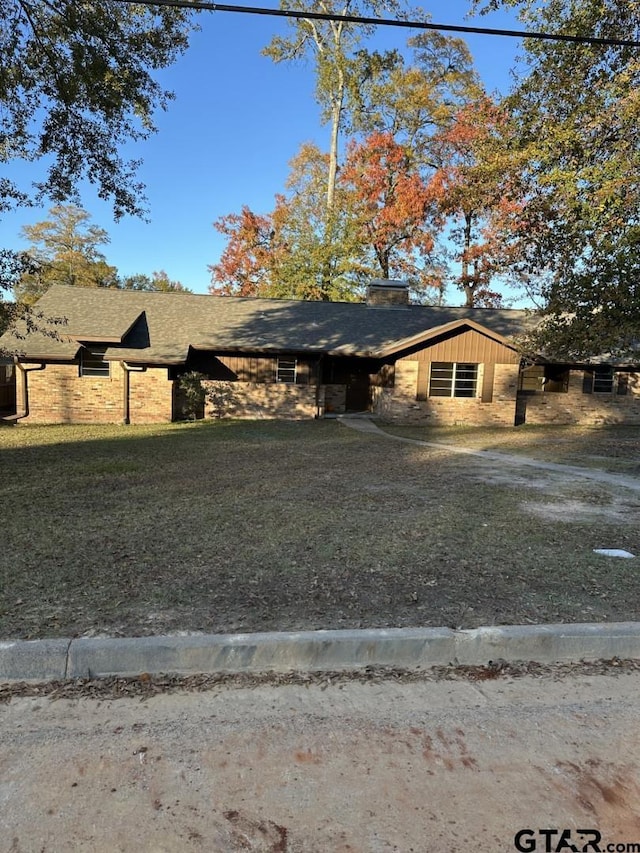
[111,0,640,49]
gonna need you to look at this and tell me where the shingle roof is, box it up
[0,284,535,364]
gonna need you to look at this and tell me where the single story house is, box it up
[1,281,639,427]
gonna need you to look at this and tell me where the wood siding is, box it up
[399,328,520,365]
[186,353,317,386]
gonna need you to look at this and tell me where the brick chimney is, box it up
[366,279,409,308]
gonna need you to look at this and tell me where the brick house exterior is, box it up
[2,281,639,427]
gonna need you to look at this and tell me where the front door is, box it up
[345,373,371,412]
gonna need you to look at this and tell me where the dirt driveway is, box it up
[2,668,640,852]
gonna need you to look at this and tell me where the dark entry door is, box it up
[345,373,371,412]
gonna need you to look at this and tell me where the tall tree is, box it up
[264,1,403,218]
[352,31,481,150]
[341,131,442,298]
[15,205,118,304]
[212,16,488,304]
[0,0,196,349]
[473,0,640,355]
[429,96,526,307]
[210,145,361,300]
[264,1,406,292]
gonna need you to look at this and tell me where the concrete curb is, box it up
[2,622,640,682]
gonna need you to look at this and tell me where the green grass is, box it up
[2,419,640,640]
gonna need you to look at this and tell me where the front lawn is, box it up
[1,420,639,639]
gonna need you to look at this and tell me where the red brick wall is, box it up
[201,379,317,419]
[521,370,640,425]
[375,362,520,427]
[17,362,173,424]
[128,367,174,424]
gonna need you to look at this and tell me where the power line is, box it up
[111,0,640,49]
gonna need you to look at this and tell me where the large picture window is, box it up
[80,347,110,378]
[429,362,478,398]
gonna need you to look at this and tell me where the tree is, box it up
[0,250,39,333]
[351,31,481,150]
[210,204,284,298]
[0,0,196,349]
[264,1,408,293]
[473,0,640,355]
[264,1,404,218]
[14,205,118,304]
[13,205,191,305]
[341,131,442,298]
[120,270,192,293]
[429,96,526,307]
[210,145,362,301]
[0,0,196,221]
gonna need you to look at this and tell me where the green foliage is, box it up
[14,204,118,304]
[11,205,191,305]
[177,371,206,420]
[119,270,192,293]
[473,0,640,355]
[216,12,490,304]
[0,0,197,220]
[205,380,238,419]
[263,1,406,289]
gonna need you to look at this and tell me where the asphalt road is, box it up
[2,670,640,853]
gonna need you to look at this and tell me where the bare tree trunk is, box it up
[326,67,344,215]
[461,211,475,307]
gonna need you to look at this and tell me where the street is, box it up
[2,669,640,852]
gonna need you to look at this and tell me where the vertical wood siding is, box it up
[212,355,316,385]
[399,329,520,365]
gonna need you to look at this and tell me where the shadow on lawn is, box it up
[2,419,640,641]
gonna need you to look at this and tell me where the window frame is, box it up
[275,357,297,384]
[592,366,615,394]
[429,362,479,399]
[80,347,111,378]
[519,365,569,394]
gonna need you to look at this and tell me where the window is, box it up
[583,367,625,395]
[592,366,614,393]
[80,347,110,377]
[518,365,543,393]
[519,365,569,393]
[276,357,297,384]
[541,365,569,393]
[429,362,478,398]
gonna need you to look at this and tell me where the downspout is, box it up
[11,359,46,421]
[121,362,146,425]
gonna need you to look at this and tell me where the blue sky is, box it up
[2,1,525,299]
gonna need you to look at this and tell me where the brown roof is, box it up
[0,284,534,364]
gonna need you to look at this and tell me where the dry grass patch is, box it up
[378,422,640,476]
[1,420,640,640]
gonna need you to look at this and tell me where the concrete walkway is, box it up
[339,415,640,492]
